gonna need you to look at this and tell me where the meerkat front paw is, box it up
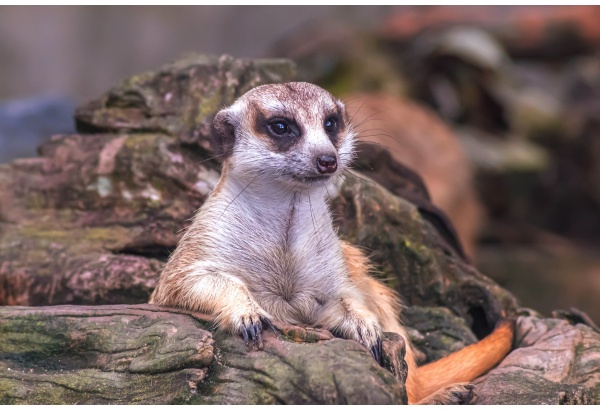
[356,321,383,366]
[219,301,274,349]
[333,313,384,365]
[238,314,275,349]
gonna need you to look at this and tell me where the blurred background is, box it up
[1,5,599,323]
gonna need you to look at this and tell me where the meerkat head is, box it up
[211,82,355,189]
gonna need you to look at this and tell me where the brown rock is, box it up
[75,54,296,148]
[0,304,408,405]
[474,316,600,404]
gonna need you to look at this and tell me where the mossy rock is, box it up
[75,54,296,148]
[0,304,407,405]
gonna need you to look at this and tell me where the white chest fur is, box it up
[196,176,348,324]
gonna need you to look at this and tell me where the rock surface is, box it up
[474,316,600,404]
[0,54,598,404]
[0,304,213,404]
[0,304,407,405]
[75,54,296,148]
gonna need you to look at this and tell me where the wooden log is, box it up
[0,304,408,405]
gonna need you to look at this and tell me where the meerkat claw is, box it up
[241,325,250,346]
[256,322,264,348]
[370,345,379,364]
[252,318,264,349]
[240,318,264,349]
[239,316,273,350]
[369,337,383,366]
[262,317,277,334]
[452,383,475,404]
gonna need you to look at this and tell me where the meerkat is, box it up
[149,82,514,404]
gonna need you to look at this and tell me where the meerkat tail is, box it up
[409,320,515,403]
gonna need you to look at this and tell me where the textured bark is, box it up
[402,306,479,364]
[332,173,517,338]
[473,316,600,404]
[0,304,408,405]
[0,304,213,404]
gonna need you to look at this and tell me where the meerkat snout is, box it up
[316,154,338,174]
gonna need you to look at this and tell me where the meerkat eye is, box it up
[324,117,338,133]
[268,120,289,136]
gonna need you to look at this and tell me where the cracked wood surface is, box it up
[473,316,600,404]
[0,304,408,404]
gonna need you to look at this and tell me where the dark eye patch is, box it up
[266,117,300,140]
[253,107,303,153]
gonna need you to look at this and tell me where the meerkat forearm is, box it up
[151,267,271,346]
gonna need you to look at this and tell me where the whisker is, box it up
[354,141,392,150]
[350,162,375,173]
[218,174,259,220]
[348,101,367,125]
[356,133,400,143]
[355,127,393,133]
[191,154,222,166]
[324,180,333,203]
[355,128,396,136]
[307,191,318,235]
[340,174,361,196]
[344,170,378,187]
[350,109,389,129]
[351,140,411,160]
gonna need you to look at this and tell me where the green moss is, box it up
[398,238,432,265]
[82,227,123,242]
[23,192,46,209]
[122,134,161,151]
[20,228,69,240]
[119,71,155,89]
[194,91,223,125]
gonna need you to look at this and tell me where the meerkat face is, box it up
[211,82,355,189]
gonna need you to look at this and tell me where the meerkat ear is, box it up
[211,108,237,159]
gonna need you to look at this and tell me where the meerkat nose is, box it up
[316,154,338,174]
